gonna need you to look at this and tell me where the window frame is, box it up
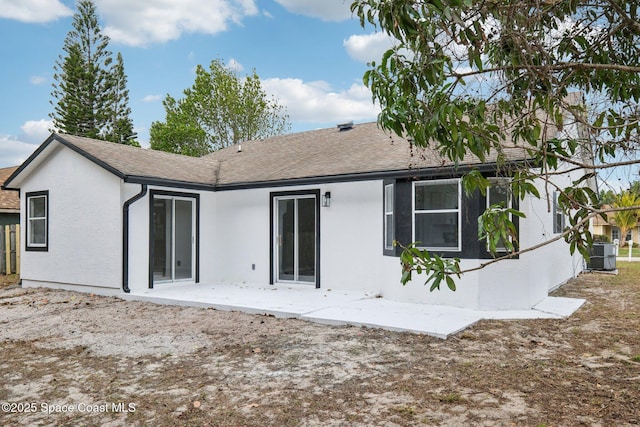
[612,227,620,242]
[26,190,49,252]
[148,189,200,288]
[485,178,513,252]
[412,179,462,252]
[553,191,565,234]
[383,182,394,252]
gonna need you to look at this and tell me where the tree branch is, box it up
[457,205,636,275]
[451,62,640,79]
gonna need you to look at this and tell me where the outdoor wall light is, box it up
[322,191,331,207]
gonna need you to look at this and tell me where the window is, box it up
[486,179,512,251]
[413,179,461,251]
[612,227,620,242]
[553,191,565,234]
[26,191,48,251]
[384,183,394,250]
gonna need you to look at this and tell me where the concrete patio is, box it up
[123,282,586,339]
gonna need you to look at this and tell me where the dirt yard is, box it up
[1,266,639,427]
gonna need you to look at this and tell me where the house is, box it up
[0,166,20,226]
[2,122,586,311]
[592,208,639,246]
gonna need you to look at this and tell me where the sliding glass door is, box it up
[274,195,317,284]
[152,195,195,283]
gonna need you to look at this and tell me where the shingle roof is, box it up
[55,134,219,186]
[205,122,531,186]
[5,122,533,191]
[0,166,20,211]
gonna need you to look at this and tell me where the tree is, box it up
[612,191,640,246]
[150,59,291,156]
[149,96,209,157]
[599,189,617,205]
[51,42,89,137]
[352,0,640,290]
[630,181,640,198]
[103,53,138,145]
[51,0,136,145]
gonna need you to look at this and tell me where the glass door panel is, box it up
[153,196,194,283]
[277,198,295,281]
[174,199,193,280]
[153,199,172,282]
[275,195,316,284]
[297,197,316,283]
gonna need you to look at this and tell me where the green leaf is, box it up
[446,275,456,291]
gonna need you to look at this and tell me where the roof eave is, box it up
[3,133,128,190]
[125,175,215,192]
[55,135,127,180]
[213,160,530,191]
[3,133,59,190]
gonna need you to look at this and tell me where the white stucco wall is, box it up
[212,182,389,288]
[211,188,269,284]
[125,186,216,294]
[20,146,123,293]
[518,175,585,292]
[17,143,582,310]
[122,183,149,294]
[474,172,584,310]
[207,177,582,311]
[211,181,483,308]
[318,181,387,292]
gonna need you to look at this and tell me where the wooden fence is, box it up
[0,224,20,275]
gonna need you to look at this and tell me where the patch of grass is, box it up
[458,332,477,340]
[616,261,640,271]
[439,392,462,404]
[608,262,640,286]
[631,355,640,362]
[391,405,417,418]
[610,245,640,257]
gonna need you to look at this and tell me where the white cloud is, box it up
[227,58,244,72]
[344,32,396,64]
[262,78,379,124]
[0,0,72,23]
[30,75,46,85]
[21,120,53,143]
[95,0,259,46]
[0,135,39,168]
[275,0,352,21]
[142,94,162,103]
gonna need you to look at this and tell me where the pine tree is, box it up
[103,53,138,145]
[51,0,136,144]
[51,43,87,137]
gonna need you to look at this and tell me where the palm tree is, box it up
[612,191,640,247]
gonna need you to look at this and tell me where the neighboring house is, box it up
[592,208,639,245]
[2,122,586,311]
[0,166,20,227]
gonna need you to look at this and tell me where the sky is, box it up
[0,0,394,168]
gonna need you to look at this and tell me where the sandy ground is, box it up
[0,266,639,426]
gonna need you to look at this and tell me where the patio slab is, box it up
[123,282,585,339]
[125,282,381,318]
[300,299,483,339]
